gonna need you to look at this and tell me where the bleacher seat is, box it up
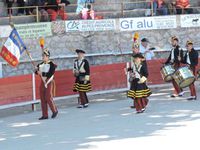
[0,0,200,25]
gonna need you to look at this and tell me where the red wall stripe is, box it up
[0,59,200,106]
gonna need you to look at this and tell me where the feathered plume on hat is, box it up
[132,32,140,49]
[39,37,45,50]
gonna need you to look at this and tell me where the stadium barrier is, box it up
[1,1,199,23]
[1,58,200,110]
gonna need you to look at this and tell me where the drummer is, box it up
[182,40,199,100]
[165,36,184,97]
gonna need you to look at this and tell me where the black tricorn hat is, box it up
[141,38,149,42]
[132,53,144,59]
[43,48,50,56]
[75,49,86,54]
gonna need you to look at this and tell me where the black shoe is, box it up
[77,105,84,108]
[130,106,136,109]
[51,111,58,119]
[170,94,177,98]
[83,103,89,108]
[38,116,48,120]
[187,96,196,101]
[136,110,143,114]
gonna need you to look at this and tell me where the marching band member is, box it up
[129,42,140,109]
[182,41,198,100]
[165,36,184,97]
[35,49,58,120]
[73,49,92,108]
[127,53,152,113]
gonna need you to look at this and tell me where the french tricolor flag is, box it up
[0,28,26,67]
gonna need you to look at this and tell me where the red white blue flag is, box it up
[0,28,26,67]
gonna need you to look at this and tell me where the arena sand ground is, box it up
[0,84,200,150]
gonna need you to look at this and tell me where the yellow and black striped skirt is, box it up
[127,88,151,99]
[73,81,92,92]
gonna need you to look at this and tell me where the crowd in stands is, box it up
[5,0,71,21]
[146,0,193,16]
[3,0,196,22]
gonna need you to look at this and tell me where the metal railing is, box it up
[0,1,200,24]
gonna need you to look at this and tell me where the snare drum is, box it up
[173,66,195,88]
[160,64,175,82]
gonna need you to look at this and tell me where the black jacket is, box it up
[128,62,149,82]
[165,45,183,64]
[36,61,57,79]
[46,0,70,11]
[74,59,90,77]
[182,48,199,67]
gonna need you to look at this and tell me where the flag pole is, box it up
[8,21,47,85]
[9,21,37,68]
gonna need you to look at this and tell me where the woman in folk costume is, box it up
[127,53,152,113]
[35,49,58,120]
[73,49,92,108]
[129,33,147,109]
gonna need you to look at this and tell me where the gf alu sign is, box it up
[119,16,177,31]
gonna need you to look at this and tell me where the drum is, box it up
[173,66,195,88]
[160,64,175,82]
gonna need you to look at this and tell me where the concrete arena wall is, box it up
[1,58,200,107]
[1,21,200,77]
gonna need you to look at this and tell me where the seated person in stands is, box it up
[146,0,168,16]
[76,0,85,16]
[26,0,49,22]
[156,0,169,15]
[46,0,70,21]
[76,0,95,18]
[81,3,95,20]
[175,0,193,14]
[17,0,25,15]
[165,0,176,15]
[6,0,15,15]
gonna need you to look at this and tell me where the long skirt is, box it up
[127,81,151,112]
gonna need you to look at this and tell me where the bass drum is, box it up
[173,66,195,88]
[160,64,175,82]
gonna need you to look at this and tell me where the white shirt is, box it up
[145,50,155,60]
[140,44,147,54]
[170,47,175,62]
[140,44,154,60]
[186,52,191,64]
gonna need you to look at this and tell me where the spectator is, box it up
[145,0,155,16]
[81,3,95,20]
[146,0,168,16]
[17,0,25,15]
[156,0,169,15]
[6,0,16,15]
[175,0,193,14]
[165,0,176,15]
[46,0,70,21]
[140,38,155,60]
[26,0,49,22]
[76,0,95,18]
[76,0,85,15]
[6,0,15,15]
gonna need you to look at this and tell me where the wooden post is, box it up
[151,1,154,16]
[121,0,124,18]
[36,6,39,22]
